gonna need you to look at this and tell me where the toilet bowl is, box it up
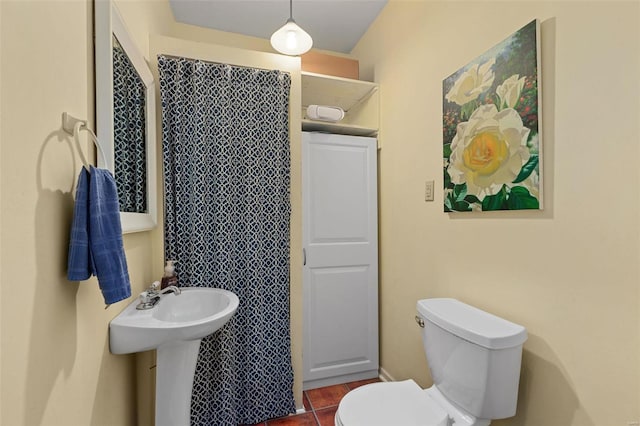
[335,380,445,426]
[334,380,490,426]
[334,298,527,426]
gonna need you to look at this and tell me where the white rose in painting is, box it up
[445,58,496,106]
[447,104,530,199]
[496,74,526,109]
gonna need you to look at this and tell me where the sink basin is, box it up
[109,287,239,355]
[110,287,239,426]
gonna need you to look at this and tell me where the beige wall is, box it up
[0,0,173,424]
[0,1,306,424]
[352,1,640,425]
[0,1,3,422]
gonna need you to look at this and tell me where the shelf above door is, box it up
[301,72,379,137]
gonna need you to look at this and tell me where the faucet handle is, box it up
[149,281,161,292]
[139,291,152,304]
[136,290,161,310]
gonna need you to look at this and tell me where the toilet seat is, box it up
[335,380,449,426]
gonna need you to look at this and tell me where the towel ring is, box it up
[62,112,108,172]
[73,121,108,171]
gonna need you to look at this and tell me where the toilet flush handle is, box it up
[415,316,424,328]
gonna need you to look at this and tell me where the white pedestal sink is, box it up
[109,287,239,426]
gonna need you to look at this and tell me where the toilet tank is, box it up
[416,298,527,420]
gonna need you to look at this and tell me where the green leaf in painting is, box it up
[512,154,538,184]
[482,186,508,211]
[464,194,481,205]
[507,186,539,209]
[460,103,469,120]
[453,184,467,202]
[460,100,478,120]
[453,200,472,212]
[443,168,453,189]
[445,185,472,212]
[443,143,452,158]
[444,191,454,212]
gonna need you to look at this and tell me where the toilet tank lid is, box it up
[417,298,527,349]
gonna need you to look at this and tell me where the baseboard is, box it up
[378,367,395,382]
[303,369,379,390]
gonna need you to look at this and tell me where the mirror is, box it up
[95,0,157,233]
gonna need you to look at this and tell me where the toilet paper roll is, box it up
[306,105,345,123]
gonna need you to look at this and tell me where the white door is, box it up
[302,131,378,390]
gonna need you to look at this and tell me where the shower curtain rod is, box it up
[158,54,291,75]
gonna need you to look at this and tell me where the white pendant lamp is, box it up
[270,0,313,56]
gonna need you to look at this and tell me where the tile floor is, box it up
[247,378,381,426]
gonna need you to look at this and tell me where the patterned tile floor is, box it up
[247,378,381,426]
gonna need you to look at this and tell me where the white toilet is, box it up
[335,298,527,426]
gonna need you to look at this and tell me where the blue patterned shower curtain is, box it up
[158,55,295,425]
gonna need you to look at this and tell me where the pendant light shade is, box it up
[271,0,312,56]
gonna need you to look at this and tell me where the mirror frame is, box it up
[95,0,157,233]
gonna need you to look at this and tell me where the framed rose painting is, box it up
[443,19,542,212]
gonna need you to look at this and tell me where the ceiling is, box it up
[168,0,388,53]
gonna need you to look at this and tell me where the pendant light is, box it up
[270,0,313,56]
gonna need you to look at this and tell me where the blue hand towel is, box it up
[67,166,131,305]
[67,168,93,280]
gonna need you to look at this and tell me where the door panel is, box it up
[302,132,378,389]
[308,144,370,243]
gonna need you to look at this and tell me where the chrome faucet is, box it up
[159,285,182,295]
[136,281,181,310]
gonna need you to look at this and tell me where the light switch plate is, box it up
[425,180,434,202]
